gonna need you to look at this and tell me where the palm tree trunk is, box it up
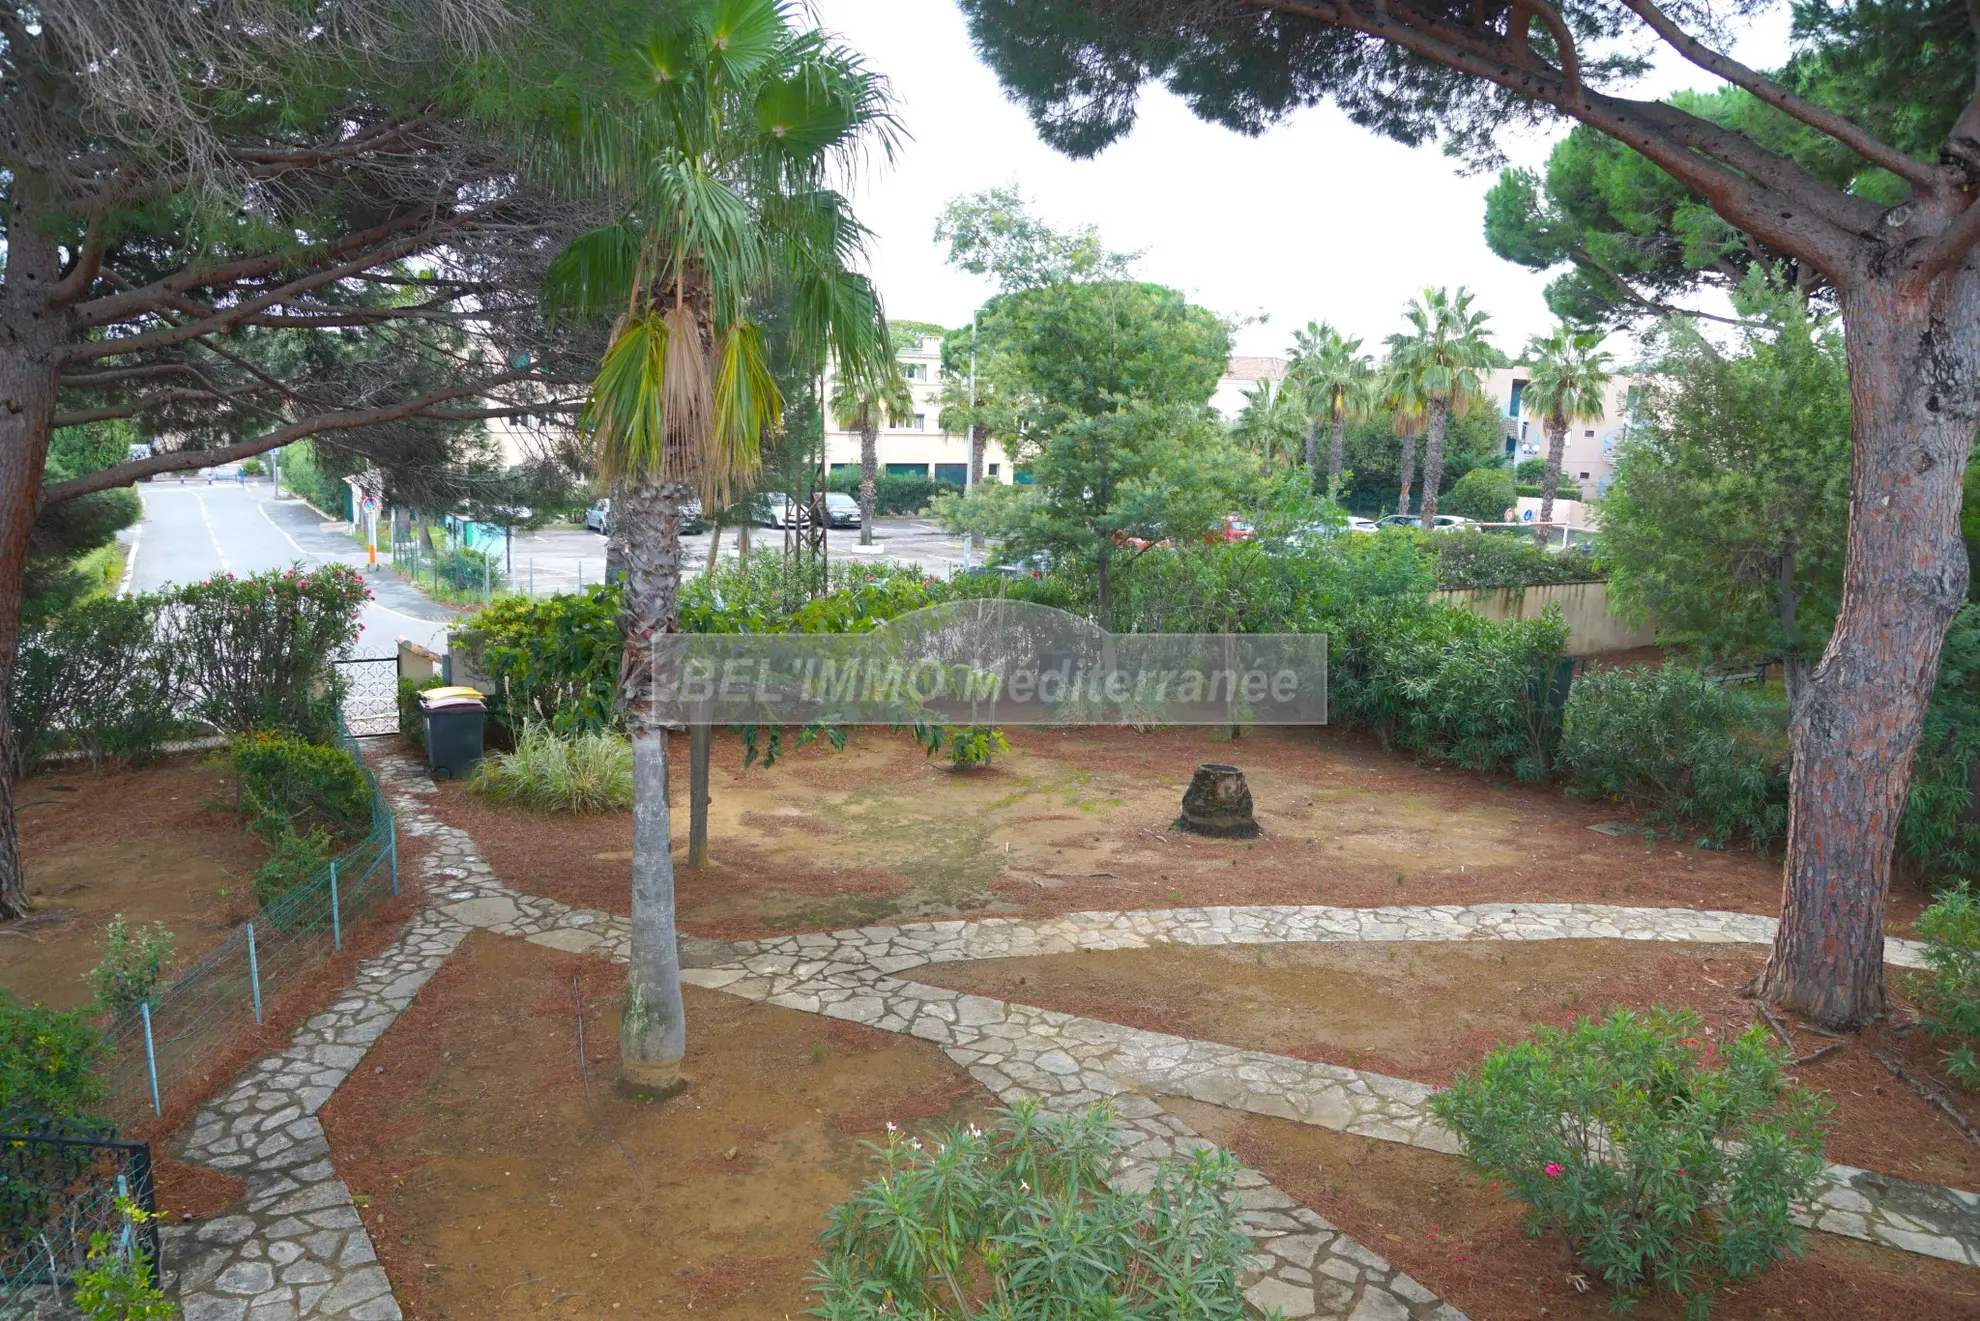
[1537,410,1567,547]
[738,517,751,568]
[703,517,724,578]
[969,423,986,487]
[1303,417,1320,493]
[617,471,690,1097]
[859,411,878,546]
[1396,429,1417,519]
[1419,397,1450,529]
[1327,408,1347,500]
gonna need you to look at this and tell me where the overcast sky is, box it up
[808,0,1792,360]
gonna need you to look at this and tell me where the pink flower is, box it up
[1544,1163,1565,1178]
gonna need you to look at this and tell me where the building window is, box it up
[987,463,1000,477]
[1508,379,1526,417]
[1578,472,1590,480]
[934,463,967,487]
[901,362,927,381]
[1584,429,1595,438]
[885,462,929,478]
[913,413,926,430]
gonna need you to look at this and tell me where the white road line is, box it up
[117,494,145,598]
[255,491,336,560]
[195,493,231,573]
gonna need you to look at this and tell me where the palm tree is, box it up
[1232,376,1304,470]
[1385,287,1496,528]
[545,0,899,1096]
[832,366,914,545]
[1288,321,1374,496]
[1381,364,1426,518]
[1520,326,1615,544]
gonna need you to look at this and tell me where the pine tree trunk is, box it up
[617,472,690,1094]
[1751,272,1980,1028]
[1419,396,1450,528]
[1537,409,1567,548]
[1327,409,1347,500]
[859,409,878,547]
[0,224,70,921]
[1396,429,1417,519]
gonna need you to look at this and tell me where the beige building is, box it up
[1487,366,1640,496]
[821,328,1018,487]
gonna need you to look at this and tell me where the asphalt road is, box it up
[121,476,455,659]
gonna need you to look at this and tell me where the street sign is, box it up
[1521,509,1534,522]
[362,496,379,514]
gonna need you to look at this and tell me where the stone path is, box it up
[159,750,1974,1321]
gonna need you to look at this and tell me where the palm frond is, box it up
[587,311,672,483]
[543,223,647,325]
[706,319,780,507]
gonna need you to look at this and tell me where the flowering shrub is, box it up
[1911,881,1980,1089]
[174,564,370,741]
[10,565,369,769]
[72,1198,177,1321]
[0,990,104,1131]
[807,1101,1255,1321]
[1428,1008,1829,1319]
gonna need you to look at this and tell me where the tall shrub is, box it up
[1900,604,1980,883]
[10,594,182,771]
[1558,666,1789,850]
[1911,882,1980,1090]
[454,583,624,738]
[0,990,105,1131]
[173,565,370,740]
[1329,596,1569,778]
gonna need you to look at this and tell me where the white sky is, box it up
[808,0,1793,360]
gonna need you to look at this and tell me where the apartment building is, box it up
[1486,366,1640,495]
[821,328,1018,487]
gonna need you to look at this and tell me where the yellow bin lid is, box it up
[419,685,486,706]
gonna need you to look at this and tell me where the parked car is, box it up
[587,496,705,534]
[1376,513,1475,532]
[1213,515,1256,543]
[824,492,862,527]
[585,498,610,533]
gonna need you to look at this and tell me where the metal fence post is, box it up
[388,817,400,896]
[329,860,341,952]
[139,1001,161,1117]
[247,922,263,1024]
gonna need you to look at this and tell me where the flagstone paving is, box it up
[160,750,1973,1321]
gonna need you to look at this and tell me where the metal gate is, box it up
[334,656,400,737]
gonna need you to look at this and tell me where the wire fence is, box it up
[0,1131,156,1317]
[96,723,399,1126]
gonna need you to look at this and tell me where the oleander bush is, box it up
[466,723,633,812]
[1430,1008,1829,1320]
[1912,882,1980,1090]
[806,1101,1254,1321]
[1558,666,1789,850]
[1328,595,1570,779]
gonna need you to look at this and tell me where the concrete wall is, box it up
[1433,579,1653,657]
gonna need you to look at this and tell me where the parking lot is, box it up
[500,516,989,597]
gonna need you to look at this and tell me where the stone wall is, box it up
[1433,579,1653,657]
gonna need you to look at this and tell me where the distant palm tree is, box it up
[1520,326,1615,544]
[1381,363,1426,518]
[832,367,914,545]
[545,0,899,1096]
[1385,287,1496,528]
[1288,321,1374,496]
[1233,376,1305,470]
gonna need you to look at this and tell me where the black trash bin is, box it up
[419,686,487,779]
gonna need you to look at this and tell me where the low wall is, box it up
[1433,579,1653,657]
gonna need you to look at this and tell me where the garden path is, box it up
[160,752,1977,1321]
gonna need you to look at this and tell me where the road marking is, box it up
[195,493,231,573]
[256,491,335,560]
[117,494,145,597]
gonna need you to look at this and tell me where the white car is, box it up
[1376,513,1475,532]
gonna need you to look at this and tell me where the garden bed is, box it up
[1169,1098,1980,1321]
[317,931,994,1321]
[420,722,1879,942]
[912,939,1980,1192]
[4,754,264,1010]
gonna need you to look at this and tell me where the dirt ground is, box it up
[915,939,1980,1191]
[2,754,264,1010]
[424,723,1895,942]
[1171,1099,1980,1321]
[318,931,995,1321]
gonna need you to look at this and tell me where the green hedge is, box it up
[825,469,962,515]
[1558,665,1789,850]
[1329,595,1570,780]
[1428,531,1601,590]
